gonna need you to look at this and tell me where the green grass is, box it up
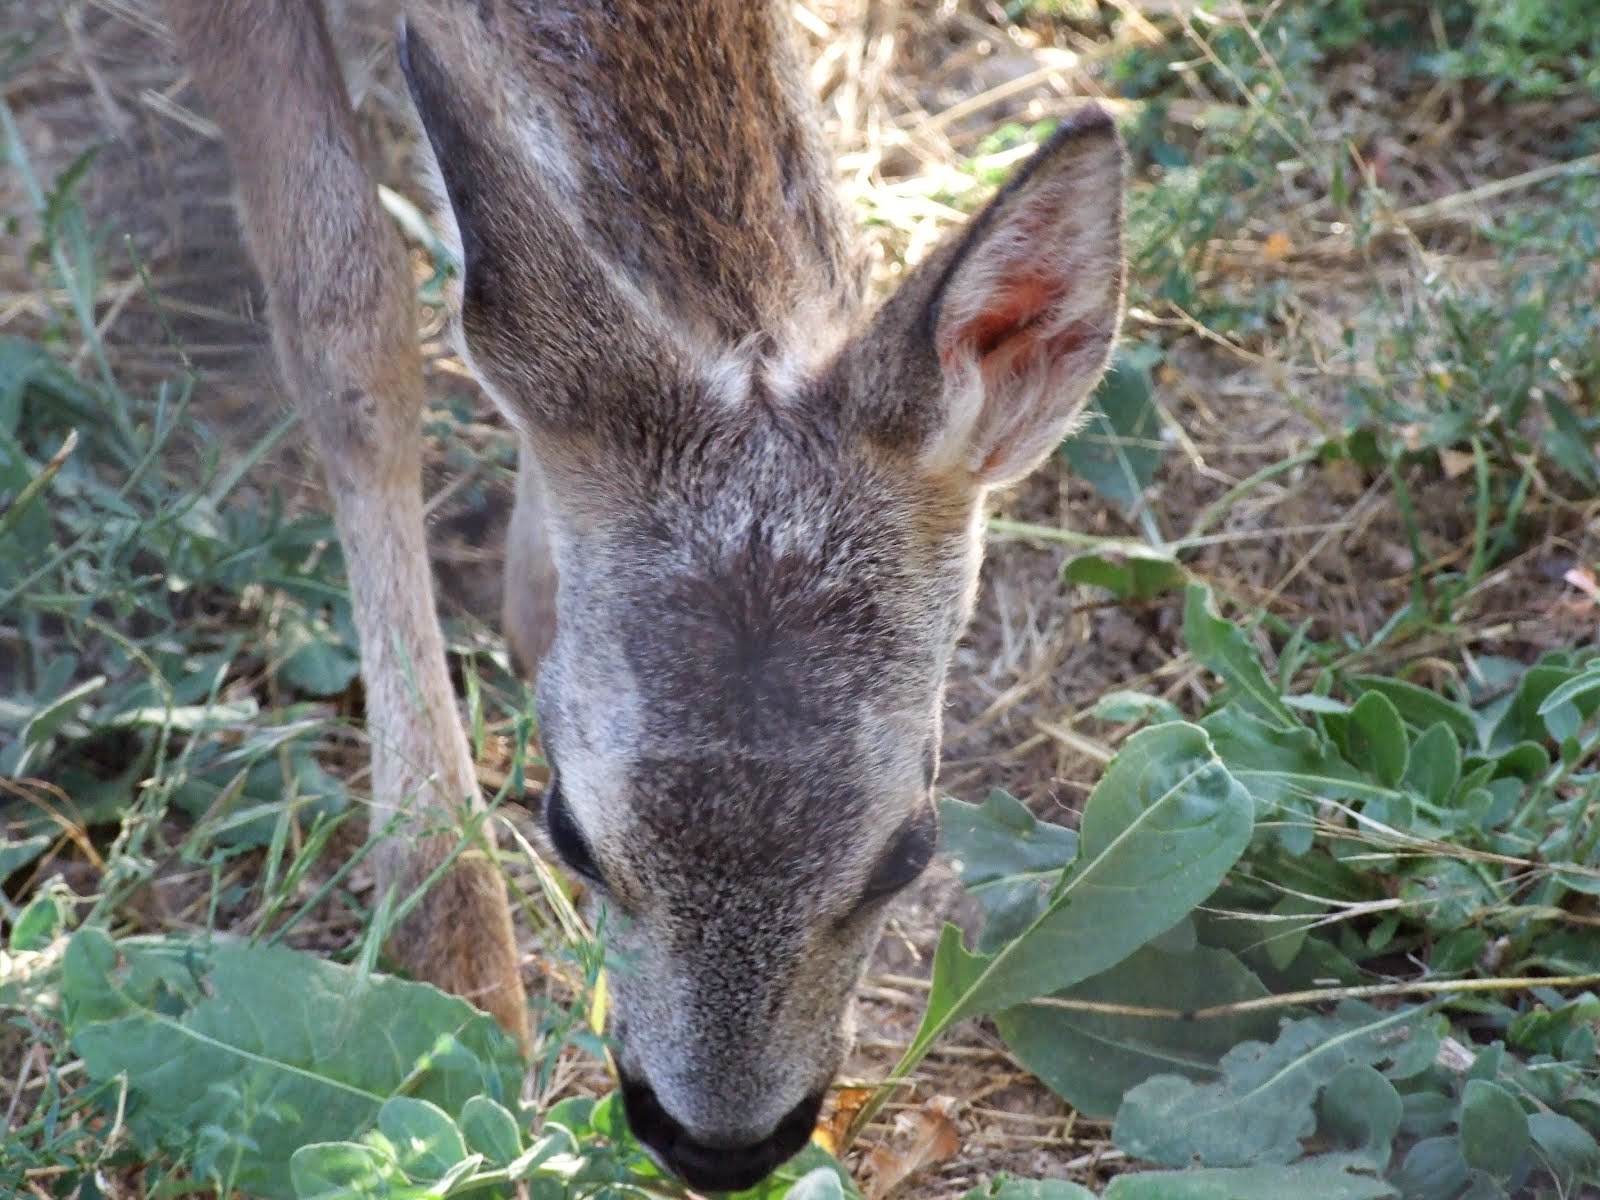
[6,2,1600,1198]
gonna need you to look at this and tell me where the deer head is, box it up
[402,7,1123,1189]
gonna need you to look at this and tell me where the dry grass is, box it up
[4,0,1599,1195]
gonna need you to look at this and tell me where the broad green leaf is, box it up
[1112,1002,1421,1167]
[459,1095,523,1167]
[1102,1155,1396,1200]
[1199,705,1375,854]
[784,1167,847,1200]
[1064,549,1185,601]
[1393,1136,1470,1200]
[902,724,1251,1090]
[1528,1111,1600,1190]
[1488,666,1582,752]
[995,943,1272,1118]
[9,888,68,951]
[1060,343,1165,519]
[732,1143,861,1199]
[1318,1065,1402,1164]
[1347,693,1408,787]
[940,790,1078,953]
[1404,722,1461,807]
[278,616,360,698]
[290,1141,401,1199]
[1183,586,1294,726]
[965,1177,1099,1199]
[505,1129,576,1181]
[1458,1079,1528,1178]
[1350,676,1476,742]
[1263,892,1323,971]
[62,929,524,1198]
[378,1096,469,1182]
[1536,665,1600,718]
[20,673,105,751]
[1092,690,1184,726]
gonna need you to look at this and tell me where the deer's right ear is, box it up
[845,108,1125,490]
[399,22,666,430]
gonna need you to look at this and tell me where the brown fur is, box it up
[162,2,1125,1191]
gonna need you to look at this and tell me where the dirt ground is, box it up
[5,1,1599,1195]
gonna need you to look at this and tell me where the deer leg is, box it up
[163,0,529,1052]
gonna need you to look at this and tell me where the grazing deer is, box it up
[162,0,1124,1190]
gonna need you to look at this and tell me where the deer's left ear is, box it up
[853,108,1125,489]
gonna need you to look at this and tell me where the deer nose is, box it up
[619,1071,823,1193]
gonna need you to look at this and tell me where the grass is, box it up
[4,1,1600,1197]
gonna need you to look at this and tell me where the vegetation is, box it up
[4,1,1599,1198]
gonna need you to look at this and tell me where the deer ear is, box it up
[399,22,666,430]
[868,108,1125,488]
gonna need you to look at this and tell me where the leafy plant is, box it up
[934,586,1600,1196]
[56,928,860,1199]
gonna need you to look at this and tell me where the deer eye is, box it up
[543,775,606,887]
[860,804,939,907]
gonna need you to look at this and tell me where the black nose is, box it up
[619,1073,824,1193]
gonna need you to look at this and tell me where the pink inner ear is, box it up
[967,276,1060,357]
[945,270,1095,381]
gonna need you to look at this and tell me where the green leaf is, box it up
[1112,1003,1422,1167]
[1350,676,1476,743]
[290,1141,401,1199]
[62,928,524,1198]
[1199,705,1375,854]
[1527,1111,1600,1190]
[1458,1079,1529,1179]
[9,888,68,951]
[1318,1065,1402,1164]
[941,790,1078,953]
[965,1178,1099,1200]
[1102,1156,1396,1200]
[903,724,1252,1092]
[20,674,105,751]
[275,611,360,697]
[1064,548,1185,601]
[995,943,1272,1118]
[1535,665,1600,718]
[784,1167,847,1200]
[1183,586,1294,726]
[1092,690,1184,726]
[459,1095,523,1167]
[1347,693,1408,787]
[1404,722,1461,807]
[1060,343,1165,519]
[378,1097,469,1182]
[732,1143,861,1199]
[1393,1136,1470,1200]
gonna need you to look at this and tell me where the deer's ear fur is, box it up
[400,22,668,432]
[844,108,1125,489]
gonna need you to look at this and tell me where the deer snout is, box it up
[619,1068,823,1193]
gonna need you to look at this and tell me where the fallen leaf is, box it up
[1564,565,1600,604]
[816,1085,875,1156]
[1263,231,1294,261]
[1439,449,1474,479]
[862,1096,961,1199]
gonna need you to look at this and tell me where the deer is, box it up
[161,1,1124,1191]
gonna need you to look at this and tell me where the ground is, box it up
[3,1,1599,1197]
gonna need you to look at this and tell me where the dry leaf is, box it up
[1439,449,1475,479]
[1564,565,1600,604]
[1262,231,1294,261]
[863,1096,962,1199]
[816,1085,874,1156]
